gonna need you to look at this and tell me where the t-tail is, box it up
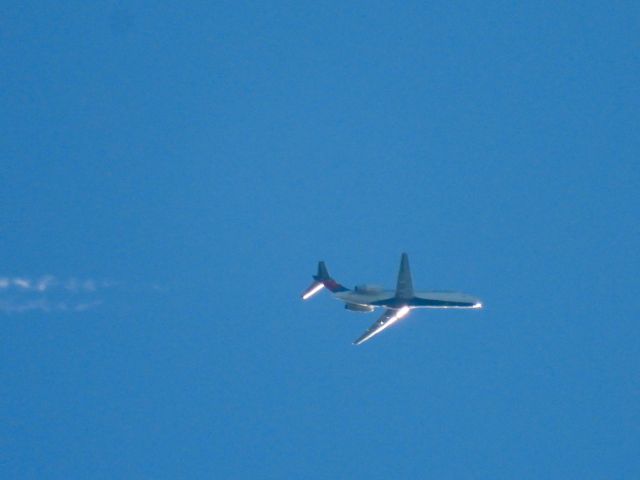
[301,261,349,300]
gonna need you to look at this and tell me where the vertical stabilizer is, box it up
[395,253,414,300]
[316,261,330,280]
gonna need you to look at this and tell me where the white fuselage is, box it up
[335,290,482,310]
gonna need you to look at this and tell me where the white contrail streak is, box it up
[13,278,32,289]
[0,276,105,292]
[0,275,115,315]
[0,299,103,314]
[0,275,163,315]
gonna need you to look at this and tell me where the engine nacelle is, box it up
[345,303,375,313]
[354,284,384,293]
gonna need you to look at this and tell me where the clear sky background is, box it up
[2,2,638,478]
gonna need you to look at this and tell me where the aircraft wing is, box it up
[353,306,411,345]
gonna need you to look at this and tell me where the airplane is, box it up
[301,253,483,345]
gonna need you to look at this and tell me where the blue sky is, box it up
[2,2,638,478]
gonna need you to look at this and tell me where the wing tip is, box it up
[352,331,373,346]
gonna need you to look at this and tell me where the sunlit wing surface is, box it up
[353,306,411,345]
[301,281,324,300]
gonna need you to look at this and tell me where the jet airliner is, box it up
[301,253,483,345]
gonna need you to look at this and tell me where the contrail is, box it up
[0,276,104,293]
[0,299,103,314]
[0,276,114,314]
[0,275,164,315]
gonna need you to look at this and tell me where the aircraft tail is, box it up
[395,253,414,300]
[315,261,331,281]
[301,261,348,300]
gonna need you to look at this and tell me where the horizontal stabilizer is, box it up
[301,281,324,300]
